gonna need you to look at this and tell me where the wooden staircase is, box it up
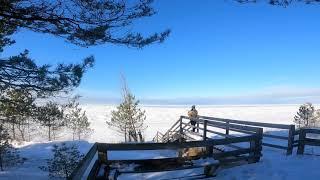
[153,117,197,143]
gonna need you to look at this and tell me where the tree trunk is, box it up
[124,126,127,142]
[48,126,51,141]
[12,123,15,140]
[17,125,25,141]
[27,119,30,142]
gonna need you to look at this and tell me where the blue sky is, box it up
[1,0,320,104]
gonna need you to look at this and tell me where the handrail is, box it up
[297,128,320,155]
[162,118,181,142]
[97,135,259,151]
[69,143,98,180]
[181,115,296,155]
[197,115,293,129]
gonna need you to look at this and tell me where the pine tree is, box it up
[294,103,316,128]
[40,143,84,179]
[107,77,146,142]
[0,89,35,141]
[36,102,64,141]
[65,97,92,140]
[0,125,24,171]
[313,109,320,128]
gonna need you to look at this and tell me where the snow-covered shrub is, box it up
[0,125,25,171]
[40,143,84,179]
[294,103,319,128]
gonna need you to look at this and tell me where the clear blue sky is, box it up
[1,1,320,104]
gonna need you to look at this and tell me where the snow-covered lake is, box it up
[1,104,320,180]
[84,104,304,143]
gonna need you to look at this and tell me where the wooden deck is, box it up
[70,115,264,179]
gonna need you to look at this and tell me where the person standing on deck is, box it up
[188,105,199,132]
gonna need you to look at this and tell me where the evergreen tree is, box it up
[0,1,169,50]
[40,143,84,179]
[235,0,320,7]
[107,78,146,142]
[0,125,24,171]
[294,103,316,128]
[313,109,320,127]
[36,102,64,141]
[0,89,35,141]
[65,97,92,140]
[0,0,169,102]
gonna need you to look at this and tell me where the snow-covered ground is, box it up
[1,104,320,180]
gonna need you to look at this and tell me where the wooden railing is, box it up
[70,133,262,180]
[297,128,320,155]
[69,143,98,180]
[197,116,296,155]
[153,131,164,143]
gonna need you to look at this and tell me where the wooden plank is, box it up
[107,157,193,165]
[225,144,244,150]
[97,135,257,151]
[206,129,235,138]
[117,163,219,174]
[194,115,292,129]
[87,160,100,180]
[206,120,262,133]
[213,148,253,159]
[263,133,288,140]
[228,127,255,135]
[304,138,320,146]
[262,142,287,150]
[69,143,98,180]
[303,128,320,134]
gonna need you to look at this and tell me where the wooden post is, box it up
[249,128,263,163]
[225,121,230,136]
[179,117,183,140]
[203,120,207,141]
[203,120,213,156]
[297,128,306,155]
[178,117,183,157]
[287,125,295,155]
[197,120,200,133]
[98,151,107,164]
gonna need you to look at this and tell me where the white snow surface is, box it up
[1,104,320,180]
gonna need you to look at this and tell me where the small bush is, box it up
[40,143,84,179]
[0,125,25,171]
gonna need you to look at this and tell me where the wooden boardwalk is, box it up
[70,115,265,180]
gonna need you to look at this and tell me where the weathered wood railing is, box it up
[197,116,296,155]
[297,128,320,155]
[70,133,262,180]
[69,143,98,180]
[153,131,164,143]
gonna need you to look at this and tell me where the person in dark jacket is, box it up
[188,105,198,132]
